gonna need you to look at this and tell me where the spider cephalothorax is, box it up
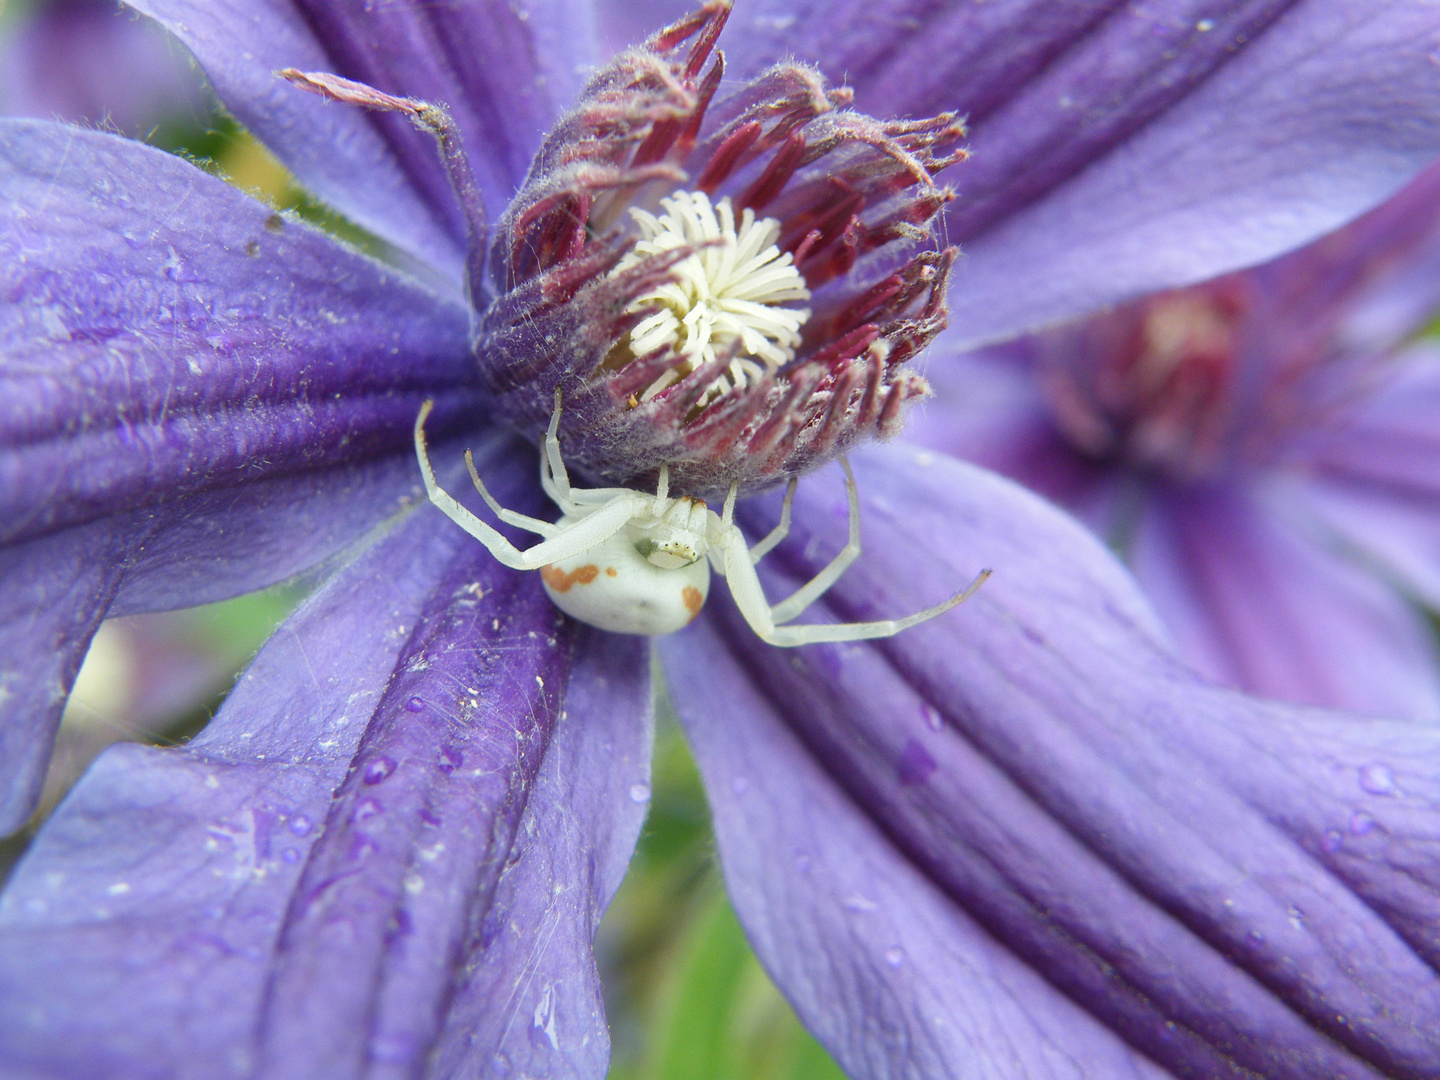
[415,397,988,644]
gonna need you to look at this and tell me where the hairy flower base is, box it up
[476,1,964,498]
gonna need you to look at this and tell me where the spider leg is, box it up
[414,401,536,570]
[768,458,861,625]
[516,493,643,567]
[416,401,642,569]
[536,389,636,512]
[748,476,797,564]
[720,530,991,646]
[539,447,580,516]
[545,387,574,505]
[567,486,643,505]
[466,450,559,538]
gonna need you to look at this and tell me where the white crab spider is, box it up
[413,396,990,646]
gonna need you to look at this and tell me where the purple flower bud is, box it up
[479,1,965,497]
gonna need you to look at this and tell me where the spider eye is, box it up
[649,544,697,569]
[632,532,703,568]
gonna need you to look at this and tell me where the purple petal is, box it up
[422,626,651,1080]
[665,442,1440,1078]
[1126,482,1440,717]
[1242,163,1440,363]
[720,1,1440,345]
[0,526,113,836]
[670,618,1174,1079]
[0,452,438,836]
[1,119,475,547]
[1292,342,1440,609]
[1298,476,1440,613]
[0,441,652,1080]
[125,0,601,271]
[910,342,1119,528]
[0,0,211,136]
[1304,342,1440,499]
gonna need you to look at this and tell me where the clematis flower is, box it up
[909,163,1440,718]
[5,2,1440,1078]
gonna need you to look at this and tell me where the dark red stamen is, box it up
[649,0,730,56]
[632,51,725,168]
[695,119,761,192]
[739,133,807,211]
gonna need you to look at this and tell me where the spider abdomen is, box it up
[540,527,710,636]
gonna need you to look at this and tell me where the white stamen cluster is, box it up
[615,190,811,404]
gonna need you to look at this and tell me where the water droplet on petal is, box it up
[288,815,312,836]
[364,756,397,784]
[1358,763,1399,797]
[437,746,463,775]
[1246,929,1265,944]
[629,783,651,804]
[1320,828,1344,853]
[405,696,425,713]
[897,738,937,787]
[282,848,301,864]
[920,704,943,732]
[350,798,382,824]
[1350,810,1376,835]
[884,947,905,967]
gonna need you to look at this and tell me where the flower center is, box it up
[612,190,811,404]
[1041,289,1244,481]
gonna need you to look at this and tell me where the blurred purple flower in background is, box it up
[910,165,1440,717]
[0,0,209,135]
[5,2,1440,1079]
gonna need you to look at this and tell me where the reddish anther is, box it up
[649,0,730,55]
[631,52,724,167]
[696,120,762,192]
[739,133,807,212]
[680,2,731,81]
[790,228,823,266]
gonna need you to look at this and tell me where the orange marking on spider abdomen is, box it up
[541,564,600,592]
[605,567,618,577]
[682,585,704,618]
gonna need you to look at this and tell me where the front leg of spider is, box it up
[414,400,989,644]
[413,399,642,571]
[714,461,992,647]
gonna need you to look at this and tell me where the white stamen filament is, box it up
[615,190,811,404]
